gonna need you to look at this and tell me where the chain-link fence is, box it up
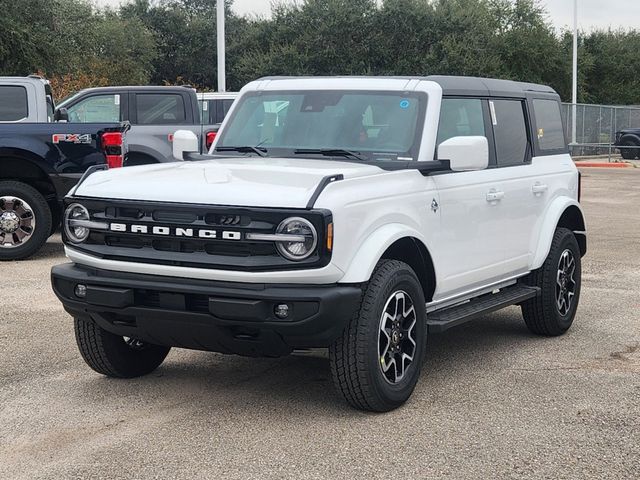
[561,103,640,158]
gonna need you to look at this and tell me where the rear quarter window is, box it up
[0,86,28,121]
[533,99,566,152]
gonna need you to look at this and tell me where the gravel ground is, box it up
[1,168,639,479]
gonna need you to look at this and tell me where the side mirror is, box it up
[172,130,199,161]
[438,136,489,172]
[54,107,69,122]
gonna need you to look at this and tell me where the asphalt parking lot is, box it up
[1,167,638,479]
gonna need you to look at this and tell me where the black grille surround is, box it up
[64,197,333,271]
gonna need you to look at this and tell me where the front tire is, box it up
[329,260,427,412]
[74,317,170,378]
[521,228,582,336]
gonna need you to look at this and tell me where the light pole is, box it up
[571,0,578,145]
[217,0,226,92]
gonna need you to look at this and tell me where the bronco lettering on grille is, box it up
[109,223,242,240]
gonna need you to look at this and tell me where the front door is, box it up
[431,97,509,299]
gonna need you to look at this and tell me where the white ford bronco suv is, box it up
[52,76,586,412]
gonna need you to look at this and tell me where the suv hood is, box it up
[73,157,385,208]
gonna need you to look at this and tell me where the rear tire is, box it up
[125,153,159,167]
[74,316,170,378]
[521,228,582,336]
[0,180,52,261]
[619,140,638,160]
[329,260,427,412]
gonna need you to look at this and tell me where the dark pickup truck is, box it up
[615,128,640,160]
[0,76,128,260]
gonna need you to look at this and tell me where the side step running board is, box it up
[427,284,540,333]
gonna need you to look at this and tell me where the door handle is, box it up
[532,183,548,195]
[486,190,505,202]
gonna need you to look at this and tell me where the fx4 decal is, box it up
[52,134,92,144]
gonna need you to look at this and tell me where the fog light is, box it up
[75,284,87,298]
[274,303,290,319]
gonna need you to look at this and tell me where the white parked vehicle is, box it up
[196,91,238,150]
[197,91,237,125]
[52,76,586,411]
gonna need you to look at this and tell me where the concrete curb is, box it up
[574,161,631,168]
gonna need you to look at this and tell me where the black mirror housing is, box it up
[54,107,69,122]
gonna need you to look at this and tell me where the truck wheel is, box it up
[74,316,171,378]
[521,228,582,336]
[619,140,638,160]
[0,181,52,261]
[329,260,427,412]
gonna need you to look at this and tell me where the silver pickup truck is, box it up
[58,86,222,165]
[0,75,59,123]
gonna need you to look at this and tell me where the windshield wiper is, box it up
[215,146,267,157]
[294,148,366,161]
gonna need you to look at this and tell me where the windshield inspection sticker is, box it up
[399,99,410,109]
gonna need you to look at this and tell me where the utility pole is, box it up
[571,0,578,145]
[217,0,226,92]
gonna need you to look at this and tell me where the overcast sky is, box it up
[93,0,639,32]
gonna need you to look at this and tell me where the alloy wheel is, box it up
[0,196,36,249]
[556,249,577,316]
[378,290,418,384]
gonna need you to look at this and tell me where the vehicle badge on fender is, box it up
[52,134,92,144]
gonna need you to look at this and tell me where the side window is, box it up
[0,86,28,121]
[67,94,120,123]
[491,99,529,166]
[437,98,485,145]
[214,99,234,123]
[199,99,217,124]
[136,94,186,125]
[532,99,566,151]
[198,99,207,124]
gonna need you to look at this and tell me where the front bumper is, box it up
[51,263,361,357]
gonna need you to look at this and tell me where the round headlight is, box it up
[276,217,317,261]
[64,203,91,243]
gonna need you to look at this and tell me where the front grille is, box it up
[67,198,332,271]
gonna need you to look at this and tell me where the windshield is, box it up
[215,90,425,162]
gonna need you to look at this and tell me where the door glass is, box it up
[533,99,566,151]
[198,99,207,124]
[214,99,234,123]
[437,98,485,145]
[136,94,186,125]
[67,94,120,123]
[492,99,528,166]
[0,86,28,121]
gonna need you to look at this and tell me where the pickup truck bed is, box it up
[1,122,128,260]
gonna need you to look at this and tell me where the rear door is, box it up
[525,97,574,266]
[487,98,538,275]
[130,90,195,161]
